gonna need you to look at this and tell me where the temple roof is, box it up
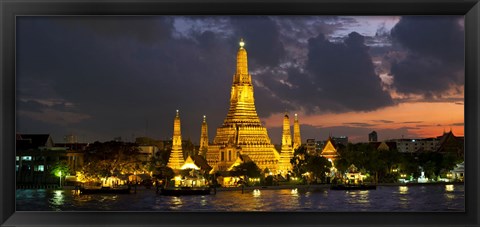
[320,138,339,158]
[16,134,54,150]
[180,156,200,170]
[192,155,212,171]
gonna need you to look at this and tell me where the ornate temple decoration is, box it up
[180,156,200,170]
[206,39,280,172]
[320,137,339,162]
[167,110,185,170]
[278,114,294,175]
[293,113,302,150]
[199,115,209,157]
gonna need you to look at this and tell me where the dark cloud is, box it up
[17,100,45,113]
[230,16,286,67]
[55,16,174,44]
[343,122,377,128]
[402,121,423,124]
[16,16,461,144]
[254,83,291,118]
[371,120,395,124]
[253,32,397,117]
[257,32,393,114]
[16,16,235,142]
[306,32,393,112]
[390,16,464,96]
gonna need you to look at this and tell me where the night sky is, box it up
[16,16,464,144]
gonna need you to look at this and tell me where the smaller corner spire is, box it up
[203,115,206,122]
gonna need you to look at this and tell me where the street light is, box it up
[59,171,62,188]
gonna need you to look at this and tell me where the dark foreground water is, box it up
[16,184,464,212]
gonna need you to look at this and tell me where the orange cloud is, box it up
[263,102,464,140]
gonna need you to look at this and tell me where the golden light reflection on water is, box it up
[445,184,454,192]
[444,193,456,200]
[49,190,65,209]
[169,196,183,210]
[444,185,456,200]
[398,186,410,208]
[291,188,298,197]
[346,190,370,205]
[200,196,207,206]
[253,189,261,197]
[14,185,465,211]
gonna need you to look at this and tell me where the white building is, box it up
[390,138,438,153]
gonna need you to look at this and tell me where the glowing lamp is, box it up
[239,38,245,47]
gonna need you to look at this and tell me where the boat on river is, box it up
[330,184,377,191]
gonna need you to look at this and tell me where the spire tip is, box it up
[239,38,245,48]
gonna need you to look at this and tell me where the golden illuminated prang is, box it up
[293,113,302,149]
[199,115,209,157]
[167,110,185,169]
[206,39,280,172]
[278,113,294,175]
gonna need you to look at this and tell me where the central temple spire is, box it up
[208,39,279,172]
[234,38,251,85]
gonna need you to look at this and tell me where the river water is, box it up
[16,184,464,212]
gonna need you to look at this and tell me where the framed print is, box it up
[1,0,479,226]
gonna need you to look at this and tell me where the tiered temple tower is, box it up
[278,114,294,175]
[199,115,209,157]
[167,110,185,170]
[206,39,280,172]
[293,113,302,150]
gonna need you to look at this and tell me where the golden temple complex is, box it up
[205,39,281,173]
[167,39,304,175]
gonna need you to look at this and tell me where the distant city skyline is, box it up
[16,16,464,144]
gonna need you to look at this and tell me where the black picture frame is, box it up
[1,0,479,226]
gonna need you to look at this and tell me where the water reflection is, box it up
[398,186,410,209]
[16,184,465,212]
[291,188,298,197]
[345,190,371,210]
[445,184,454,192]
[50,190,65,207]
[253,189,261,197]
[200,196,207,207]
[444,185,456,201]
[169,196,183,210]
